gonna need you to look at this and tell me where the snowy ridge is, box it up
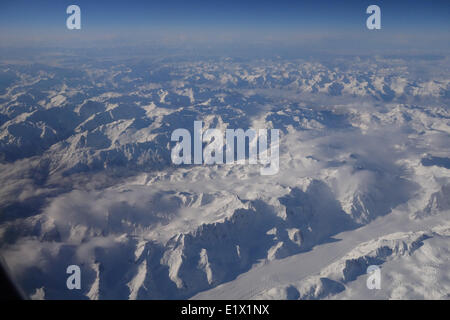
[0,54,449,299]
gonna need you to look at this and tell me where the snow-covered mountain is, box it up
[0,52,449,299]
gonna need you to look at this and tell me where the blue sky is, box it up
[0,0,449,52]
[0,0,448,29]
